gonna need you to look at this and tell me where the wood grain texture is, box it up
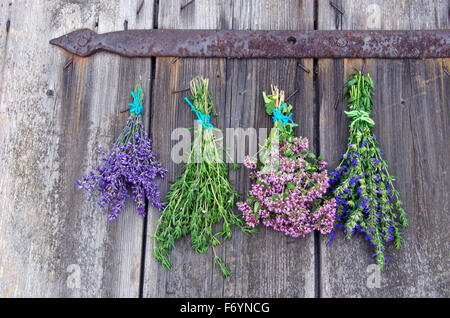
[223,0,316,298]
[318,0,450,297]
[144,0,316,297]
[0,0,448,298]
[0,0,154,297]
[144,0,233,298]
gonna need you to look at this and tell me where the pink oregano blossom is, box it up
[237,86,336,238]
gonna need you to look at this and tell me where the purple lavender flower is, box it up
[77,85,167,220]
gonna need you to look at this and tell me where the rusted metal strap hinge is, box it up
[50,29,449,59]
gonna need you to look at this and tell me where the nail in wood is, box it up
[297,62,310,73]
[181,0,194,10]
[172,88,190,94]
[170,57,180,64]
[286,89,299,102]
[444,67,450,77]
[64,58,73,70]
[361,60,366,74]
[330,2,344,15]
[334,94,340,110]
[137,0,145,15]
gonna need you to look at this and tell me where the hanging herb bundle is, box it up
[153,76,256,278]
[237,86,336,238]
[77,85,167,220]
[328,69,408,269]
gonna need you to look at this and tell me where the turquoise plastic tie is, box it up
[272,103,294,125]
[184,97,214,130]
[129,88,143,115]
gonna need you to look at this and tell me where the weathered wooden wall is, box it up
[318,0,449,297]
[144,0,316,298]
[0,0,155,298]
[0,0,448,297]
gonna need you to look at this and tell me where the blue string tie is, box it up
[129,88,143,115]
[184,97,214,130]
[272,103,294,125]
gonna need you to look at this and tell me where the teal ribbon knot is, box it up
[344,109,375,128]
[272,103,294,125]
[129,88,143,115]
[185,97,214,130]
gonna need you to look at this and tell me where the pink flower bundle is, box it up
[237,86,336,238]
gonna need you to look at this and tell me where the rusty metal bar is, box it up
[50,29,449,59]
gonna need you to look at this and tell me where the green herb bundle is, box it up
[328,69,408,269]
[153,76,255,278]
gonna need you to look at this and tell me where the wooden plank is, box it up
[0,0,154,297]
[222,0,316,298]
[1,0,447,299]
[144,0,233,298]
[318,0,449,297]
[144,0,316,297]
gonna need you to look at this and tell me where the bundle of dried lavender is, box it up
[77,85,167,220]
